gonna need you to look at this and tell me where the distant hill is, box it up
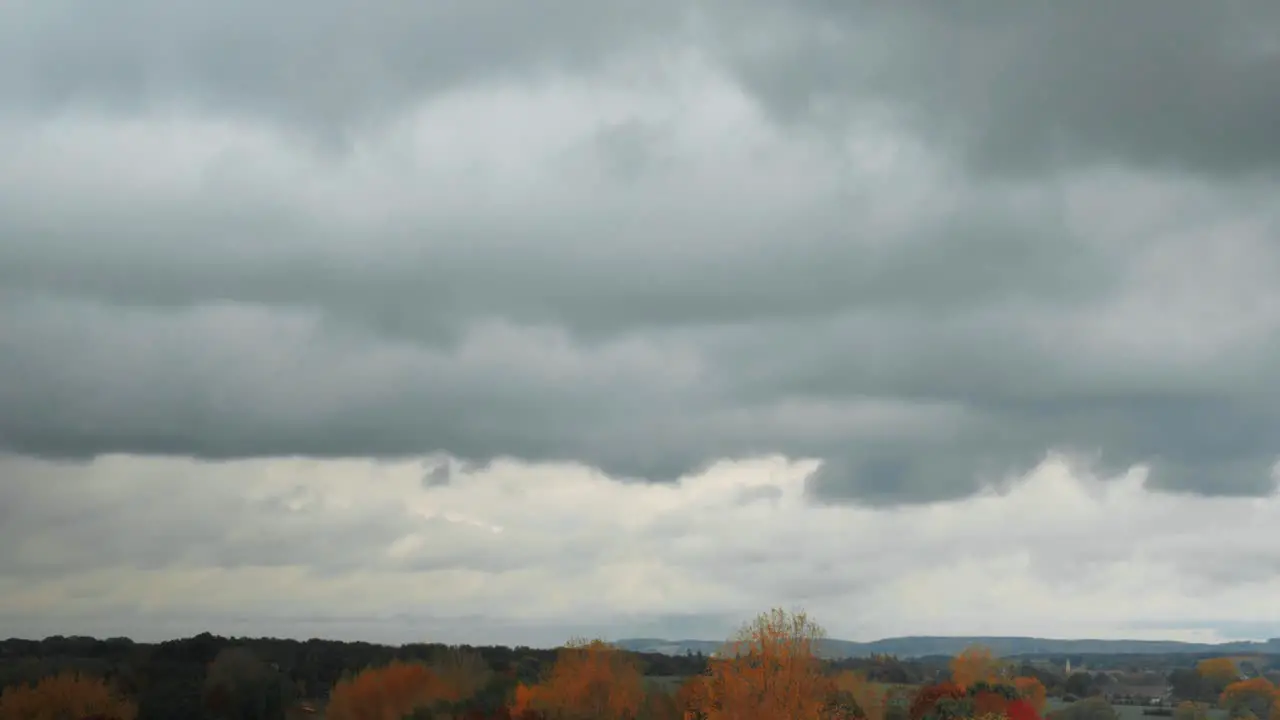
[613,636,1280,659]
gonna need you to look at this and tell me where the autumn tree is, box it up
[910,679,1039,720]
[830,670,887,720]
[675,675,712,720]
[326,660,441,720]
[908,682,966,720]
[972,686,1012,719]
[1004,698,1043,720]
[427,647,494,710]
[692,608,833,720]
[0,671,138,720]
[950,646,1008,690]
[1198,659,1240,697]
[510,639,645,720]
[1220,678,1279,720]
[1015,676,1048,714]
[510,684,540,719]
[638,686,683,720]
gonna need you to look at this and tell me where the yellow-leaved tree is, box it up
[0,671,138,720]
[509,638,645,720]
[1197,658,1240,696]
[950,645,1008,689]
[428,646,492,707]
[830,669,887,720]
[690,607,833,720]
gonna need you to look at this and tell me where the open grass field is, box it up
[644,676,921,700]
[644,675,689,693]
[873,682,922,703]
[1044,699,1230,720]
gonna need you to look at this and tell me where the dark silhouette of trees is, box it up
[203,647,293,720]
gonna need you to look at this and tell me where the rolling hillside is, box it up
[614,636,1280,659]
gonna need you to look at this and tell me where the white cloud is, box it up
[3,453,1279,645]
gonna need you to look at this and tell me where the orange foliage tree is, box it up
[638,687,683,720]
[909,680,1041,720]
[949,646,1007,689]
[0,671,138,720]
[675,675,712,718]
[1014,676,1047,714]
[1198,658,1240,695]
[830,670,887,720]
[429,647,493,707]
[509,638,645,720]
[908,682,966,720]
[971,687,1011,718]
[509,683,540,718]
[325,660,444,720]
[1220,677,1279,720]
[691,608,834,720]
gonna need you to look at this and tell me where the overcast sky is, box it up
[2,0,1280,648]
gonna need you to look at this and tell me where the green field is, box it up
[1044,699,1230,720]
[644,676,918,698]
[644,674,689,692]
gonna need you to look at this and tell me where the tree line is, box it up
[1,609,1277,720]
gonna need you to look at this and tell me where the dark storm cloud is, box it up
[0,0,1278,506]
[11,0,1274,178]
[718,0,1280,179]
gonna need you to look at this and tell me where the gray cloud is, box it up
[1127,620,1280,642]
[0,0,690,144]
[422,457,454,488]
[0,0,1278,508]
[717,0,1280,179]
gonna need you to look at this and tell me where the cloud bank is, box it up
[2,454,1279,646]
[1,0,1279,642]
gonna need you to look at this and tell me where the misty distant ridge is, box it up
[614,636,1280,659]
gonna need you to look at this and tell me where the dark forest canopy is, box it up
[0,632,935,719]
[4,632,1279,720]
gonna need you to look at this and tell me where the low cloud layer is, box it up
[2,454,1278,645]
[1,0,1279,641]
